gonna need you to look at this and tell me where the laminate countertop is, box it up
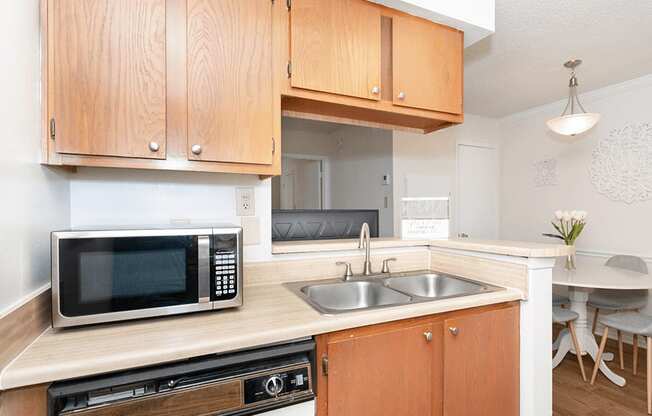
[272,237,573,258]
[0,282,521,390]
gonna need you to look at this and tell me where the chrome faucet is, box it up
[359,222,373,275]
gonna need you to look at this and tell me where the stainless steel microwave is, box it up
[51,226,243,328]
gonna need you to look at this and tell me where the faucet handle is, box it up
[381,258,397,274]
[336,261,353,280]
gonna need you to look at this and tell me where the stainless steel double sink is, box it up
[284,271,503,315]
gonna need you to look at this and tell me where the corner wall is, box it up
[0,0,71,314]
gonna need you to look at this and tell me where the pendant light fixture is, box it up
[546,59,600,136]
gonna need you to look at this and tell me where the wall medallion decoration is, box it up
[533,158,558,187]
[589,122,652,204]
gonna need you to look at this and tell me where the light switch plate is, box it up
[236,187,255,216]
[241,217,260,246]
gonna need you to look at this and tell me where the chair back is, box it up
[605,255,649,274]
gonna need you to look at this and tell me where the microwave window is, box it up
[58,236,199,317]
[78,248,187,303]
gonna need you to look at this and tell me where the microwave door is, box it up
[53,232,211,328]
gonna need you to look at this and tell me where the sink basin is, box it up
[299,281,412,314]
[384,273,488,299]
[285,270,502,315]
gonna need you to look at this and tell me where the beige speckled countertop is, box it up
[0,282,521,390]
[273,238,573,258]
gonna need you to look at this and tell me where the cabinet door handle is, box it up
[423,331,433,342]
[448,327,459,336]
[148,141,160,152]
[191,144,202,155]
[371,86,380,95]
[398,91,406,100]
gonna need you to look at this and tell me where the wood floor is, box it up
[554,332,649,415]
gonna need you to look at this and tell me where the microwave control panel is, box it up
[211,233,239,301]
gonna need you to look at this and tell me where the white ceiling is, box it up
[464,0,652,117]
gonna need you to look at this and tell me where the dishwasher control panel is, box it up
[244,364,312,405]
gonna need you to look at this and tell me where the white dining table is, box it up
[552,255,652,386]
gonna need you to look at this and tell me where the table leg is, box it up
[566,287,625,386]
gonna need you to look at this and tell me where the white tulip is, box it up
[555,210,564,220]
[570,210,579,220]
[579,211,588,221]
[562,211,572,222]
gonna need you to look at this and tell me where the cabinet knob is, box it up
[398,91,406,100]
[448,327,459,336]
[371,86,380,95]
[423,331,433,342]
[148,141,160,152]
[191,144,202,155]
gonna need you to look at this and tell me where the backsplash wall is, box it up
[70,168,272,262]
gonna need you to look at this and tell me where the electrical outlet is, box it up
[236,187,255,216]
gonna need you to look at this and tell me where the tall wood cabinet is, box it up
[316,303,519,416]
[42,0,280,176]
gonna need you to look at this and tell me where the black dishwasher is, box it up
[48,338,316,416]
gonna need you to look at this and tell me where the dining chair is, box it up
[553,306,587,381]
[591,312,652,414]
[589,255,649,369]
[553,293,569,307]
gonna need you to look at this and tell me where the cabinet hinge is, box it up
[272,138,276,155]
[49,118,56,141]
[287,61,292,78]
[286,0,291,11]
[322,356,329,376]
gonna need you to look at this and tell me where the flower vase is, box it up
[565,249,576,270]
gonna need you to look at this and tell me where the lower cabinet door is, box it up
[443,306,520,416]
[325,322,438,416]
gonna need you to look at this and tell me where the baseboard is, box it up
[0,289,51,372]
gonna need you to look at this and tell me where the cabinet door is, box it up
[443,306,519,416]
[52,0,167,159]
[393,16,463,114]
[290,0,381,101]
[187,0,274,165]
[326,323,436,416]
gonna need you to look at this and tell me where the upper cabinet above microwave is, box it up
[42,0,281,176]
[41,0,463,176]
[282,0,464,133]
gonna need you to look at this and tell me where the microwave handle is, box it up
[198,235,210,303]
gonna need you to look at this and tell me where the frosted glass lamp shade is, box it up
[546,113,600,136]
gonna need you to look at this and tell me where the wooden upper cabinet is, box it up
[290,0,381,101]
[187,0,274,165]
[52,0,167,159]
[443,306,519,416]
[393,15,463,115]
[323,322,438,416]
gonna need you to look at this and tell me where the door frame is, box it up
[455,143,499,239]
[283,153,330,209]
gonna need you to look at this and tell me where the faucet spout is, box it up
[359,223,372,275]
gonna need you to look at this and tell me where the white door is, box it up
[457,144,498,239]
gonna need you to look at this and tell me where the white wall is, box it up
[392,114,500,237]
[0,0,71,314]
[70,169,272,261]
[500,74,652,256]
[329,126,394,237]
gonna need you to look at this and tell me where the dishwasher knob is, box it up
[265,375,284,397]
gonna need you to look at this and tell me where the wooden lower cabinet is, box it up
[316,302,519,416]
